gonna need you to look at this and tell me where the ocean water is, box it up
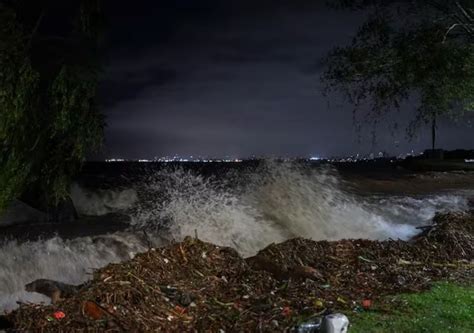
[0,161,471,311]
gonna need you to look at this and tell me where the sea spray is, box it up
[0,233,147,311]
[244,162,417,241]
[131,162,464,256]
[71,184,138,216]
[131,167,287,256]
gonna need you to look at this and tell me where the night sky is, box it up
[99,0,473,159]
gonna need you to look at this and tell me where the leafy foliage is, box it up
[322,1,474,141]
[0,4,40,210]
[0,1,104,211]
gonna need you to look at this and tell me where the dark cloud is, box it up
[100,68,177,108]
[98,0,474,159]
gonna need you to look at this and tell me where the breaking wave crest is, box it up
[132,162,469,257]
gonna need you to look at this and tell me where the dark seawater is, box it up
[0,161,473,311]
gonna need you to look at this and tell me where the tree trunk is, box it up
[431,114,437,151]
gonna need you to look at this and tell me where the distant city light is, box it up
[105,158,125,162]
[105,156,244,163]
[103,151,438,164]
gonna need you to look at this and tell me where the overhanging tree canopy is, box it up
[0,0,104,212]
[322,0,474,149]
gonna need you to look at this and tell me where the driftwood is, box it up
[246,256,324,281]
[25,279,85,304]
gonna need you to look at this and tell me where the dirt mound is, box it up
[5,213,474,332]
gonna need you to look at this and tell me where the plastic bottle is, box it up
[293,317,322,333]
[320,313,349,333]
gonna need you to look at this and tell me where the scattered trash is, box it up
[320,313,349,333]
[314,299,324,308]
[353,305,363,313]
[282,306,292,317]
[292,317,322,333]
[336,297,347,304]
[358,256,373,263]
[6,213,474,332]
[52,311,65,320]
[362,299,372,309]
[173,305,186,315]
[398,259,412,265]
[293,313,349,333]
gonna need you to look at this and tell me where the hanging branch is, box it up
[27,9,45,49]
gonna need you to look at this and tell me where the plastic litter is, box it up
[292,317,322,332]
[320,313,349,333]
[52,311,65,320]
[314,299,324,308]
[362,299,372,309]
[282,306,292,317]
[293,313,350,333]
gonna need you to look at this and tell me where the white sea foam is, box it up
[0,233,147,311]
[132,162,470,257]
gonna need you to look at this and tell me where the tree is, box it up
[322,0,474,150]
[0,0,104,212]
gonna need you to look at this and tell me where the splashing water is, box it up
[0,162,470,311]
[0,233,147,311]
[132,162,470,257]
[131,167,286,256]
[71,184,138,216]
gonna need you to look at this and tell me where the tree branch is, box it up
[27,9,46,49]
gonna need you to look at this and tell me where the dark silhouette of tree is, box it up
[0,0,104,211]
[323,0,474,150]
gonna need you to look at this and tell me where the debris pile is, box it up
[5,212,474,332]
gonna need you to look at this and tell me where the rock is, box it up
[25,279,82,304]
[0,200,46,226]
